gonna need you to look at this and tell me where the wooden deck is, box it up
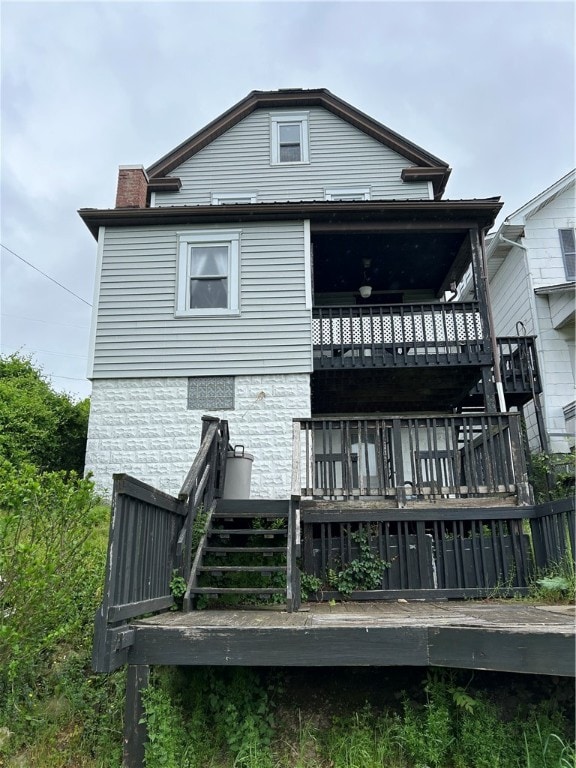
[131,601,575,677]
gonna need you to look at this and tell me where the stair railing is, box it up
[92,416,229,672]
[178,417,230,583]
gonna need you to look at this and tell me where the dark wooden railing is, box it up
[294,414,530,503]
[312,302,489,368]
[468,336,542,401]
[530,497,575,571]
[498,335,542,395]
[301,497,575,600]
[92,416,229,673]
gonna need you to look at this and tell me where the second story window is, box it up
[559,229,575,281]
[271,112,309,165]
[176,231,240,316]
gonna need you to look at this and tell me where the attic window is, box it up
[211,192,257,205]
[271,112,309,165]
[559,229,575,281]
[325,188,371,201]
[176,230,240,316]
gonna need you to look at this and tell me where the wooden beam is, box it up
[129,626,429,667]
[429,627,575,677]
[123,665,150,768]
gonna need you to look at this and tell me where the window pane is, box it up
[190,245,228,276]
[559,229,576,280]
[190,278,228,309]
[279,144,301,163]
[279,123,301,143]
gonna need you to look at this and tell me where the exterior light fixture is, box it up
[359,258,372,298]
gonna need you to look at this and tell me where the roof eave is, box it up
[78,198,503,240]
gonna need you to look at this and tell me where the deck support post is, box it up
[123,664,150,768]
[480,367,497,413]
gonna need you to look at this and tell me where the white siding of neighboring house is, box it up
[90,221,311,378]
[152,107,432,206]
[85,373,311,499]
[490,183,575,453]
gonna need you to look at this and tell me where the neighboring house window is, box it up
[187,376,235,410]
[559,229,576,281]
[211,192,257,205]
[325,188,371,201]
[176,230,240,316]
[270,112,309,164]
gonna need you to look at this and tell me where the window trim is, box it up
[324,187,371,201]
[270,112,310,165]
[211,192,257,205]
[559,228,576,281]
[176,230,241,317]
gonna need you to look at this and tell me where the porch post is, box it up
[123,664,150,768]
[469,226,498,413]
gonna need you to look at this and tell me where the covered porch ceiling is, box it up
[311,230,470,298]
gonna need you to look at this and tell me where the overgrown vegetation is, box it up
[0,353,89,474]
[0,354,125,766]
[529,451,575,503]
[141,666,575,768]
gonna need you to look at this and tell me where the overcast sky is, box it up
[1,0,574,401]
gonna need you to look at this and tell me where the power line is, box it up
[1,313,90,329]
[0,243,92,307]
[0,343,87,359]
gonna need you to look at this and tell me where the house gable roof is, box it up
[504,168,575,225]
[145,88,452,198]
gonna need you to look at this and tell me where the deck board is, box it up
[130,602,575,676]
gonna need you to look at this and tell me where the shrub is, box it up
[0,353,89,473]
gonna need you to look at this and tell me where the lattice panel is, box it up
[313,311,483,345]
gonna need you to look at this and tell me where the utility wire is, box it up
[1,313,90,329]
[0,343,87,359]
[0,243,92,307]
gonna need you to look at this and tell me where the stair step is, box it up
[199,566,286,573]
[211,528,287,535]
[190,587,285,595]
[216,499,289,516]
[205,546,286,553]
[213,511,288,519]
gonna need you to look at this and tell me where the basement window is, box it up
[271,112,309,165]
[176,230,240,316]
[559,229,575,281]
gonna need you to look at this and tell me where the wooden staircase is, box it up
[184,499,290,609]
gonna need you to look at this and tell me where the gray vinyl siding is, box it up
[92,222,311,377]
[153,107,431,206]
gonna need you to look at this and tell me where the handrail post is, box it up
[392,418,406,507]
[509,412,533,505]
[292,420,302,499]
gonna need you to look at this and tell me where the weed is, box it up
[169,571,187,610]
[327,529,390,597]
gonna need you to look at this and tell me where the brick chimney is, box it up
[115,165,149,208]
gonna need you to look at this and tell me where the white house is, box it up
[462,170,575,455]
[80,88,517,499]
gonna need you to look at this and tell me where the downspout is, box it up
[480,228,507,413]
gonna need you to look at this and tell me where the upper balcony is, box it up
[310,304,541,413]
[312,302,490,370]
